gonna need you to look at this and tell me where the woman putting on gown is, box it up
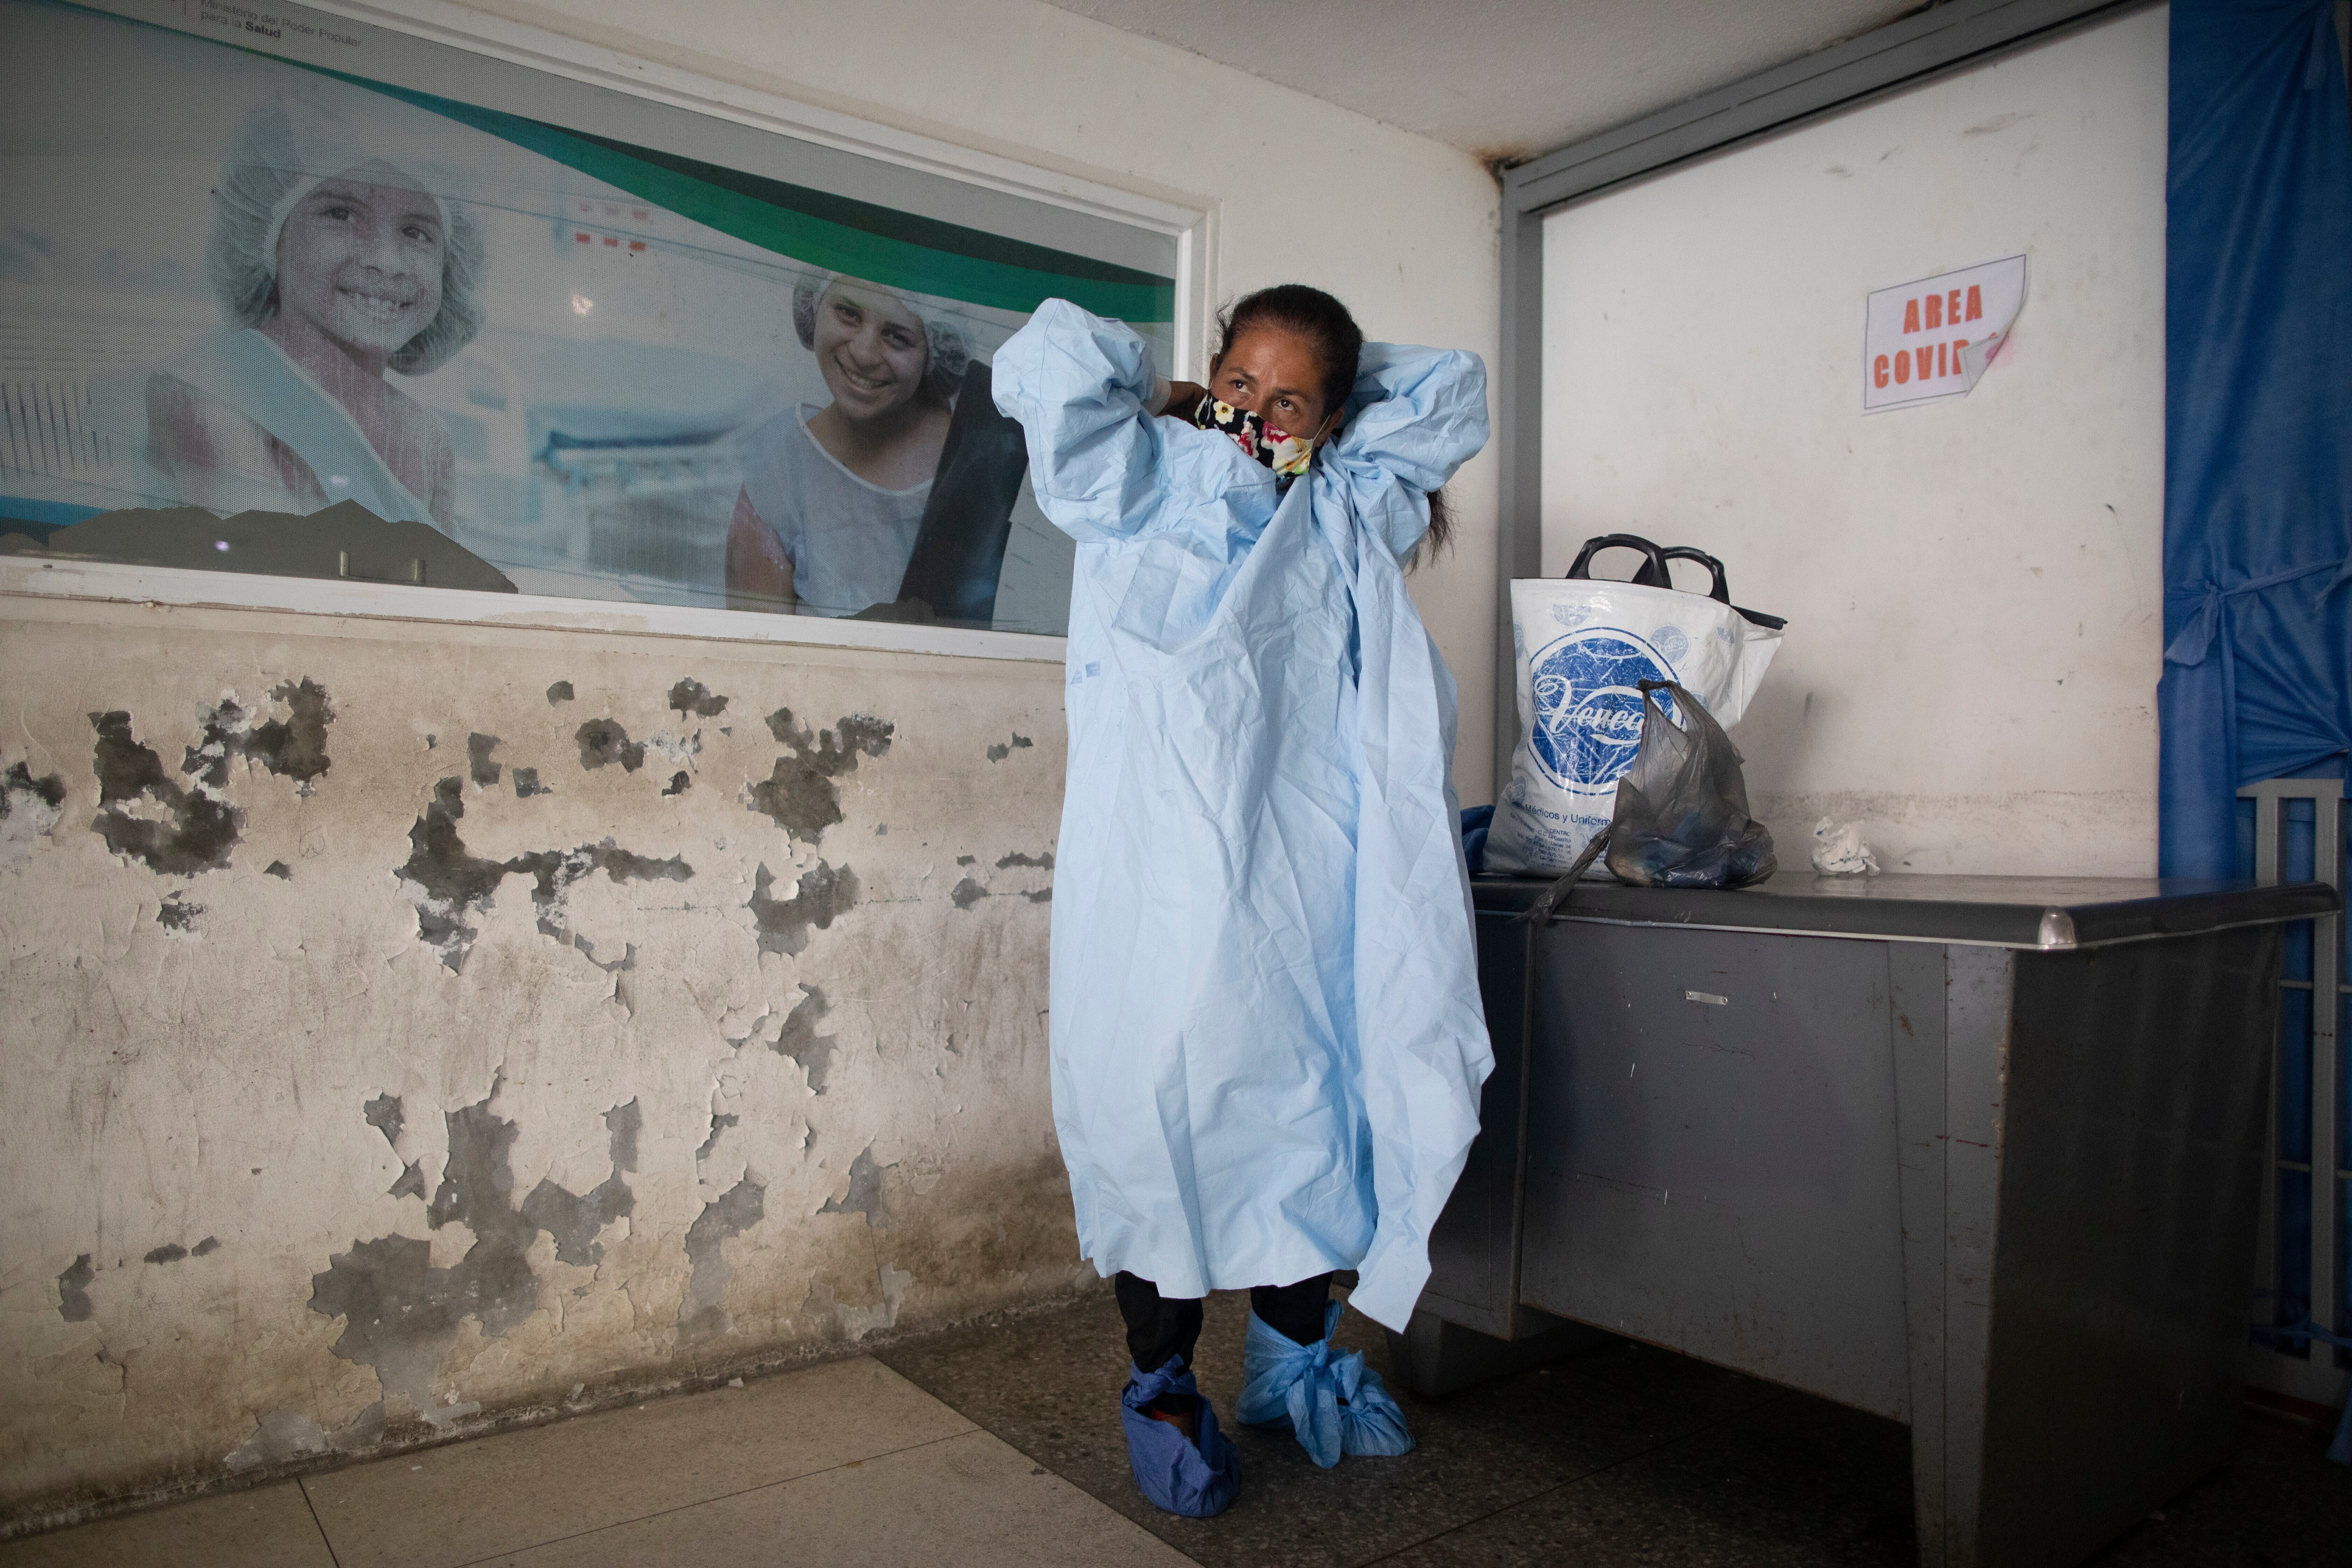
[993,286,1494,1517]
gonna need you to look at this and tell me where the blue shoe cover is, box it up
[1236,1301,1415,1467]
[1120,1358,1239,1517]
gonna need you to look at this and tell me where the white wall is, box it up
[1,0,1503,1525]
[1540,6,2168,875]
[409,0,1509,798]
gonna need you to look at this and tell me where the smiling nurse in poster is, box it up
[145,85,486,528]
[724,273,974,616]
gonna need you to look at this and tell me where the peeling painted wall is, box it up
[0,0,1512,1525]
[1,596,1077,1522]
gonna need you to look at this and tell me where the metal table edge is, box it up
[1469,877,2340,950]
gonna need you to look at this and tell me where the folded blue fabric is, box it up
[1120,1358,1239,1516]
[1461,803,1494,874]
[1236,1302,1415,1467]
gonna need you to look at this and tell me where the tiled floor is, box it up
[6,1289,2348,1567]
[873,1287,2352,1568]
[0,1356,1188,1568]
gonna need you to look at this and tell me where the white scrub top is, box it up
[737,403,930,616]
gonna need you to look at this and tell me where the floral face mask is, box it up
[1188,393,1316,480]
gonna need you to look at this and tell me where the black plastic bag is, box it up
[1526,678,1773,920]
[1605,679,1776,888]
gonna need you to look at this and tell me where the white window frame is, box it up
[5,0,1216,664]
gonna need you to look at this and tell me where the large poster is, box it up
[0,0,1178,634]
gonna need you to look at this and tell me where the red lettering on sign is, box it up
[1948,289,1962,325]
[1926,294,1944,330]
[1894,350,1912,384]
[1874,355,1890,388]
[1966,285,1983,322]
[1903,299,1921,334]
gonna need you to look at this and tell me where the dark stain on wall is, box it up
[399,779,510,967]
[996,850,1054,869]
[184,680,335,792]
[574,720,645,773]
[662,771,691,797]
[509,842,692,927]
[466,734,502,789]
[1026,888,1053,903]
[545,681,574,706]
[773,983,835,1093]
[680,1175,765,1339]
[3,760,66,814]
[399,778,692,969]
[819,1143,893,1231]
[307,1235,448,1410]
[156,891,202,930]
[310,1082,644,1421]
[88,684,332,875]
[56,1255,93,1322]
[519,1098,639,1267]
[985,732,1034,763]
[605,1098,642,1171]
[2,761,68,869]
[421,1095,539,1334]
[694,1113,739,1164]
[246,679,335,785]
[512,768,550,799]
[364,1094,404,1147]
[747,860,859,956]
[574,936,634,974]
[193,1236,221,1256]
[747,709,893,844]
[668,679,729,718]
[89,711,241,875]
[144,1243,188,1265]
[951,877,988,910]
[265,860,293,879]
[366,1093,422,1198]
[186,698,247,788]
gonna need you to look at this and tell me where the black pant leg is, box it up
[1115,1271,1205,1374]
[1249,1272,1335,1346]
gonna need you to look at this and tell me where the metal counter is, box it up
[1403,874,2340,1568]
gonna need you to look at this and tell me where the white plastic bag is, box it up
[1485,536,1784,877]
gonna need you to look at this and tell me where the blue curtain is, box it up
[2161,0,2352,877]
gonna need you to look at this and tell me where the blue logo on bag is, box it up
[1528,629,1676,791]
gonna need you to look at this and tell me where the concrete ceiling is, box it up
[1037,0,1923,164]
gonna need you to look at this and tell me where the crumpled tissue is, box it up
[1811,818,1881,876]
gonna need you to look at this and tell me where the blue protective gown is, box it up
[993,300,1494,1332]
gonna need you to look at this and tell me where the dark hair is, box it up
[1213,285,1453,564]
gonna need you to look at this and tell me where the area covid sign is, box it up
[1863,254,2027,413]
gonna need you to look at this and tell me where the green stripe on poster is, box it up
[328,77,1175,322]
[57,0,1174,319]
